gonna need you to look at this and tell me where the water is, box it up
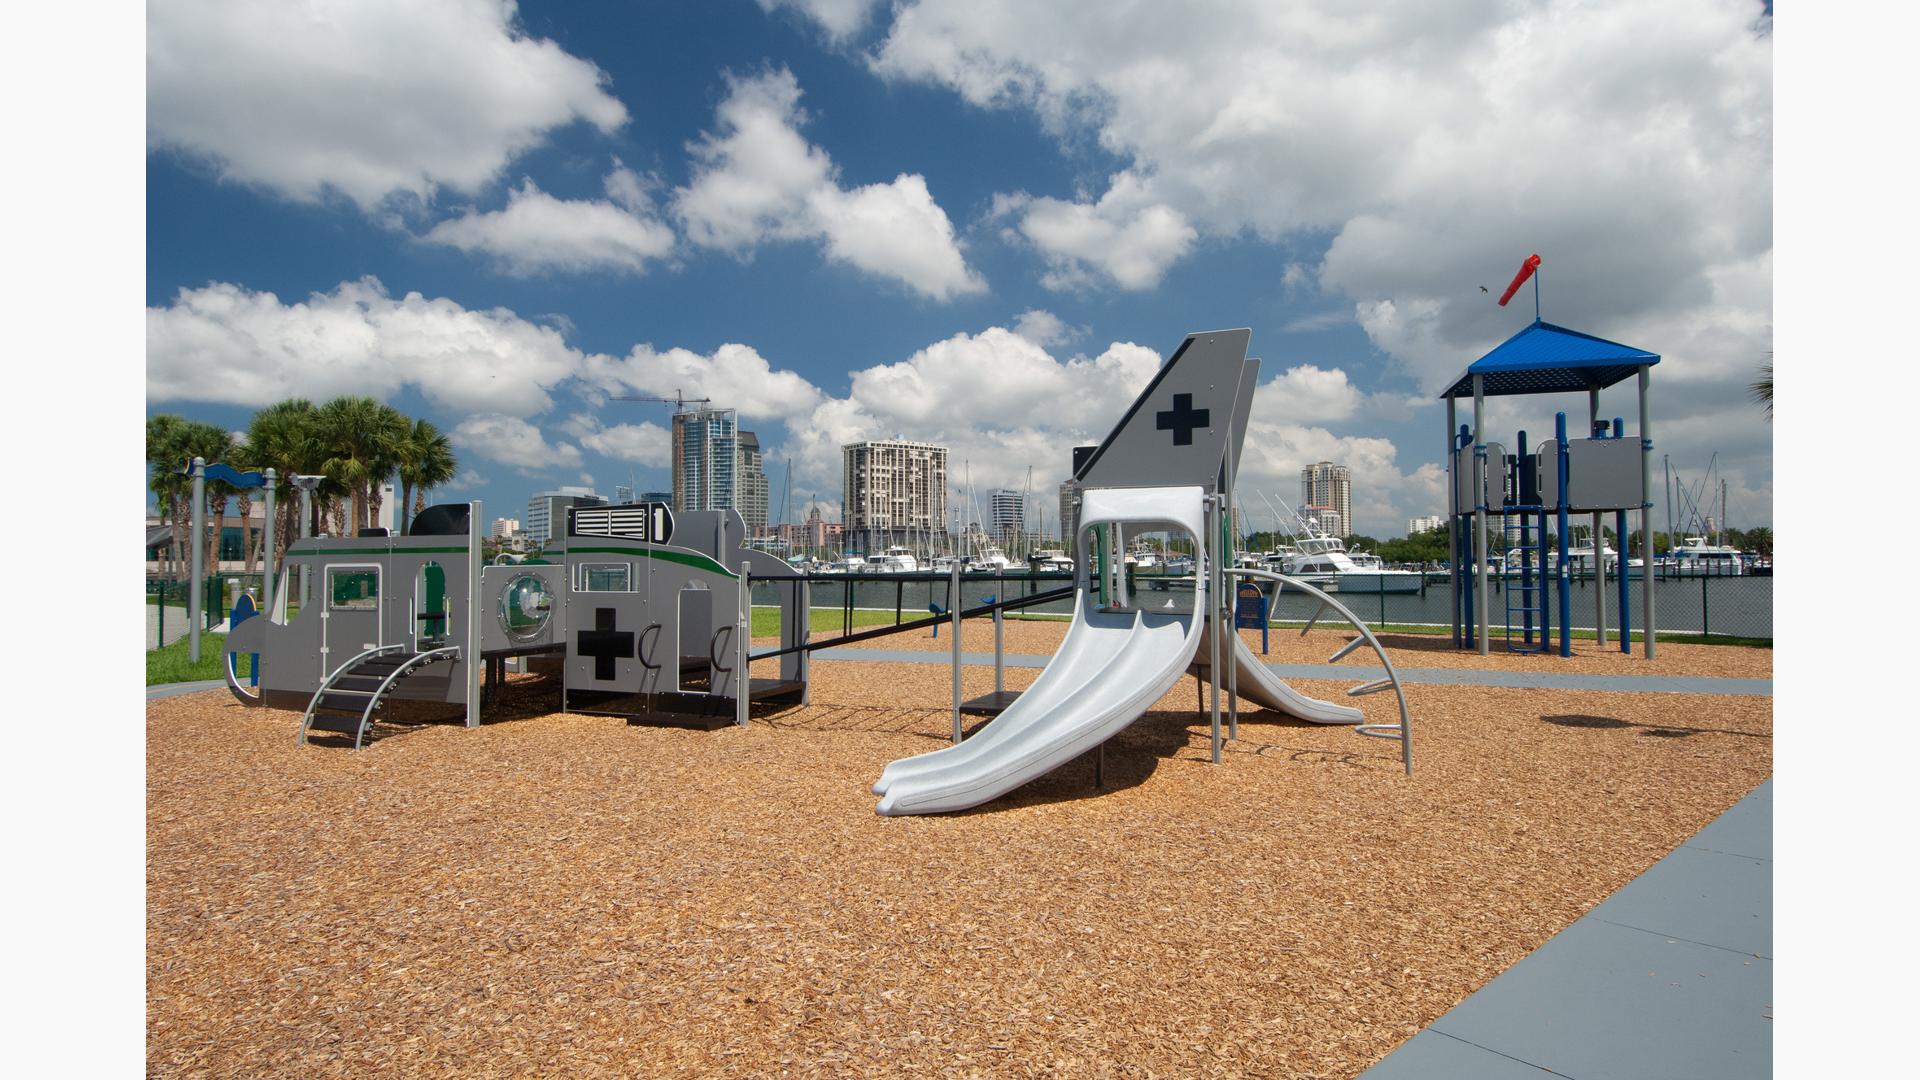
[754,571,1774,641]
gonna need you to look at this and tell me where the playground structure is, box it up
[211,326,1412,814]
[1443,318,1662,659]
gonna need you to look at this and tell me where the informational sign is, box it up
[570,502,675,545]
[1234,580,1269,654]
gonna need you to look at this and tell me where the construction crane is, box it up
[613,388,712,412]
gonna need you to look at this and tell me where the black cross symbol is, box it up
[1155,393,1210,446]
[575,607,634,681]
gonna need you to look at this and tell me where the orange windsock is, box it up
[1497,254,1542,307]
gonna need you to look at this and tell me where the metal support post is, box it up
[1227,570,1239,742]
[1589,388,1606,648]
[950,558,963,741]
[1472,376,1489,655]
[465,500,484,727]
[1208,495,1222,764]
[738,561,751,729]
[1555,415,1572,657]
[1639,366,1657,659]
[1446,397,1459,647]
[261,468,277,613]
[1613,417,1631,654]
[993,603,1005,695]
[188,457,205,662]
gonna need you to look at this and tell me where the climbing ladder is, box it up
[1501,509,1548,654]
[299,644,462,749]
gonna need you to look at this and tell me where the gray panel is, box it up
[1225,357,1260,487]
[1539,438,1643,511]
[1568,436,1644,510]
[1429,918,1772,1080]
[1359,1030,1552,1080]
[1588,846,1772,958]
[1075,328,1250,489]
[1451,442,1507,511]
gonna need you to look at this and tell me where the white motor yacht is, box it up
[1280,529,1423,594]
[872,545,920,573]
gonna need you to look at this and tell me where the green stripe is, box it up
[567,545,736,579]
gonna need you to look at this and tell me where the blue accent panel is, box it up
[1440,319,1660,400]
[203,462,268,488]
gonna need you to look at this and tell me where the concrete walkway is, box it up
[1361,780,1772,1079]
[807,647,1773,697]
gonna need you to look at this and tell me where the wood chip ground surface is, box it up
[150,626,1771,1078]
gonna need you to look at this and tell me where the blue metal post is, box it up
[1555,413,1572,657]
[1612,418,1630,653]
[1456,424,1474,648]
[1517,431,1535,645]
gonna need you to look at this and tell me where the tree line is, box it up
[147,396,457,579]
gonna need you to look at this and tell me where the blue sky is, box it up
[145,0,1774,536]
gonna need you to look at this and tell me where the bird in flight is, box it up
[1479,285,1489,293]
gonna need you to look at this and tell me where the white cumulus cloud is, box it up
[421,165,676,275]
[146,277,585,416]
[582,341,827,421]
[558,414,673,467]
[450,414,583,473]
[672,68,984,300]
[148,0,628,210]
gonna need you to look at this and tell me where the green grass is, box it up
[1269,620,1770,648]
[148,635,254,686]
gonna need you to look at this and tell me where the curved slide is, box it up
[874,486,1207,816]
[1193,622,1363,725]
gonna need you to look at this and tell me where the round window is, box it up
[499,574,554,641]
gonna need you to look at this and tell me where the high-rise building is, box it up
[1058,480,1078,544]
[525,487,605,542]
[614,484,634,506]
[672,407,738,514]
[1407,514,1445,536]
[375,482,398,533]
[1301,460,1353,537]
[491,517,521,538]
[842,440,948,553]
[737,429,769,533]
[638,491,672,505]
[989,489,1026,542]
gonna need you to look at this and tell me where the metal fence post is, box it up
[1701,573,1710,640]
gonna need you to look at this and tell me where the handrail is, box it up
[353,647,461,750]
[1224,567,1414,776]
[299,643,408,745]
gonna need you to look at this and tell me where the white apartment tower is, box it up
[842,440,948,554]
[672,407,738,514]
[1300,460,1353,537]
[989,489,1026,543]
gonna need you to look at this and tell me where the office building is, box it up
[842,440,948,553]
[1301,461,1353,538]
[672,407,738,515]
[737,429,769,533]
[989,489,1026,543]
[614,484,634,506]
[526,487,605,542]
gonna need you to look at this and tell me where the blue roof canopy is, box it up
[1440,319,1659,399]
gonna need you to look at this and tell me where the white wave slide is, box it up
[874,486,1208,816]
[1193,621,1363,725]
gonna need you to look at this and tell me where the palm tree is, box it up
[314,396,407,533]
[1750,358,1772,418]
[243,399,323,568]
[364,402,412,534]
[176,421,240,577]
[147,414,192,577]
[395,418,457,535]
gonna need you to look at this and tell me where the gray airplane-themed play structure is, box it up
[220,327,1410,815]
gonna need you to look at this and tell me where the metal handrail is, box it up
[352,647,461,750]
[1224,567,1414,776]
[748,585,1076,662]
[298,643,408,745]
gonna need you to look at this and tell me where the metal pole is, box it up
[261,468,277,613]
[1227,570,1239,742]
[1613,417,1630,655]
[1208,495,1222,764]
[297,480,314,607]
[1589,388,1605,649]
[738,560,751,729]
[950,558,963,741]
[1445,396,1458,647]
[465,500,483,728]
[1555,414,1572,657]
[189,457,205,662]
[1472,375,1489,655]
[1640,366,1657,659]
[993,599,1005,696]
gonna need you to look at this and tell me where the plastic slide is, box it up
[1193,621,1363,725]
[874,486,1207,816]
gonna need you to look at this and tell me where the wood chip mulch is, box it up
[149,633,1771,1078]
